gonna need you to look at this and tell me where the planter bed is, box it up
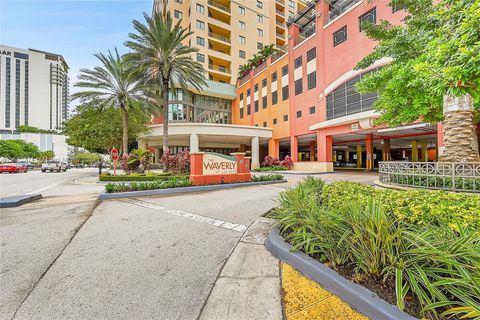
[99,172,176,182]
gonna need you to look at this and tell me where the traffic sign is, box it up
[111,147,119,161]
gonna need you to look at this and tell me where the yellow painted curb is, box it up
[282,263,369,320]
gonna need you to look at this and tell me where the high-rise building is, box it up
[0,45,69,132]
[153,0,306,84]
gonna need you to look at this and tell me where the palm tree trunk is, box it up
[439,94,480,162]
[162,82,169,154]
[121,108,129,155]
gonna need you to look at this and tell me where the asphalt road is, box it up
[0,168,103,198]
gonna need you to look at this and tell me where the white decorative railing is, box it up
[378,161,480,193]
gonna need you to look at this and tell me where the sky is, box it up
[0,0,153,109]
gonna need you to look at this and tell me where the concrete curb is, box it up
[0,194,43,208]
[265,227,418,320]
[253,170,336,175]
[97,179,288,200]
[374,179,411,191]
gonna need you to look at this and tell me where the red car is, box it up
[0,163,28,173]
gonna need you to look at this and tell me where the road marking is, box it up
[28,180,67,195]
[123,198,248,233]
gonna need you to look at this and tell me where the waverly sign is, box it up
[190,152,251,185]
[203,153,237,175]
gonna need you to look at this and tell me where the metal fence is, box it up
[378,161,480,193]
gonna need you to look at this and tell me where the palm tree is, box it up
[259,44,278,60]
[125,11,206,154]
[238,62,252,78]
[72,49,147,155]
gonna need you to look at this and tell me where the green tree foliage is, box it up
[63,104,149,154]
[16,125,58,134]
[0,140,40,161]
[71,151,102,165]
[125,11,207,153]
[355,0,480,126]
[38,150,55,161]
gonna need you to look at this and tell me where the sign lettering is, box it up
[203,153,237,175]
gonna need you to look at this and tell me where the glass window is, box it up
[307,71,316,90]
[247,103,251,115]
[262,96,267,109]
[333,25,347,46]
[307,47,316,62]
[289,11,295,18]
[257,29,263,37]
[263,121,267,127]
[196,53,205,62]
[273,118,277,125]
[175,0,182,3]
[239,6,245,15]
[247,89,250,96]
[257,14,263,23]
[281,65,288,76]
[196,4,205,13]
[295,79,303,95]
[174,10,183,19]
[257,42,263,50]
[240,108,244,118]
[239,21,246,29]
[271,72,277,82]
[239,50,246,59]
[309,106,315,114]
[239,36,246,44]
[296,110,302,118]
[196,36,205,46]
[254,100,259,112]
[359,7,376,31]
[272,91,278,105]
[196,20,205,29]
[289,0,294,8]
[283,114,288,122]
[294,56,302,68]
[262,78,267,87]
[257,1,263,9]
[282,85,289,100]
[254,84,258,92]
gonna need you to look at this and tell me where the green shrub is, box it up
[253,166,287,172]
[105,176,191,193]
[389,173,480,191]
[99,172,174,181]
[251,174,284,182]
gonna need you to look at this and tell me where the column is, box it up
[411,140,418,161]
[316,130,332,162]
[309,141,316,161]
[366,134,374,171]
[189,133,199,153]
[268,139,279,158]
[356,144,363,168]
[345,147,350,162]
[421,142,428,162]
[382,138,390,161]
[154,148,161,163]
[291,136,298,162]
[138,139,147,150]
[251,136,260,169]
[437,122,444,159]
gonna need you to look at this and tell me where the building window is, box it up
[282,85,289,100]
[272,91,278,105]
[263,121,267,127]
[262,96,267,109]
[257,42,263,50]
[197,53,205,62]
[307,47,316,62]
[257,0,263,9]
[239,50,246,59]
[247,88,250,96]
[257,14,263,23]
[307,71,317,90]
[326,68,379,120]
[196,4,205,13]
[262,78,267,87]
[15,59,20,127]
[283,114,288,122]
[175,0,183,3]
[254,100,259,112]
[295,79,303,95]
[239,36,246,44]
[239,21,246,29]
[289,11,295,18]
[24,60,29,125]
[247,103,251,115]
[309,106,316,114]
[257,28,263,37]
[239,6,245,15]
[289,0,294,8]
[174,10,183,19]
[196,20,205,29]
[271,72,277,82]
[273,118,277,125]
[333,26,347,47]
[254,84,258,92]
[282,65,288,76]
[296,110,302,118]
[240,93,243,100]
[196,36,205,46]
[359,7,376,31]
[240,108,244,118]
[294,56,302,68]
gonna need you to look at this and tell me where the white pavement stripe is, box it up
[124,199,248,233]
[28,180,67,195]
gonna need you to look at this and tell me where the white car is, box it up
[41,161,67,172]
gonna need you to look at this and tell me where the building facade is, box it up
[153,0,307,84]
[0,45,69,132]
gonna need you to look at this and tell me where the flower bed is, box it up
[273,178,480,319]
[105,176,191,193]
[253,166,287,172]
[99,172,174,181]
[251,173,284,182]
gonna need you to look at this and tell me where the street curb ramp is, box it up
[0,194,42,208]
[265,226,418,320]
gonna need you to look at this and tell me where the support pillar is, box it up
[251,136,260,169]
[356,144,362,168]
[411,140,418,161]
[366,134,374,171]
[382,139,390,161]
[421,142,428,162]
[190,134,199,153]
[268,139,279,158]
[138,139,147,150]
[345,147,350,162]
[291,136,298,162]
[316,130,332,162]
[309,141,316,161]
[154,148,161,163]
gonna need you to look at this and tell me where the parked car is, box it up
[41,161,67,172]
[0,163,28,173]
[18,162,34,170]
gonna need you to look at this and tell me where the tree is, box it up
[63,104,149,154]
[355,0,480,162]
[38,150,55,162]
[259,44,278,60]
[0,140,40,161]
[71,49,151,155]
[71,151,102,165]
[127,147,153,173]
[125,11,206,154]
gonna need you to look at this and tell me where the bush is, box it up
[261,155,293,170]
[388,173,480,191]
[99,172,176,181]
[253,166,287,172]
[105,176,192,193]
[273,179,480,319]
[251,173,284,182]
[160,150,190,174]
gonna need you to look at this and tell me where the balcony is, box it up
[208,63,231,74]
[276,32,285,38]
[208,31,231,44]
[276,0,285,7]
[276,9,285,16]
[208,0,231,14]
[276,21,285,28]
